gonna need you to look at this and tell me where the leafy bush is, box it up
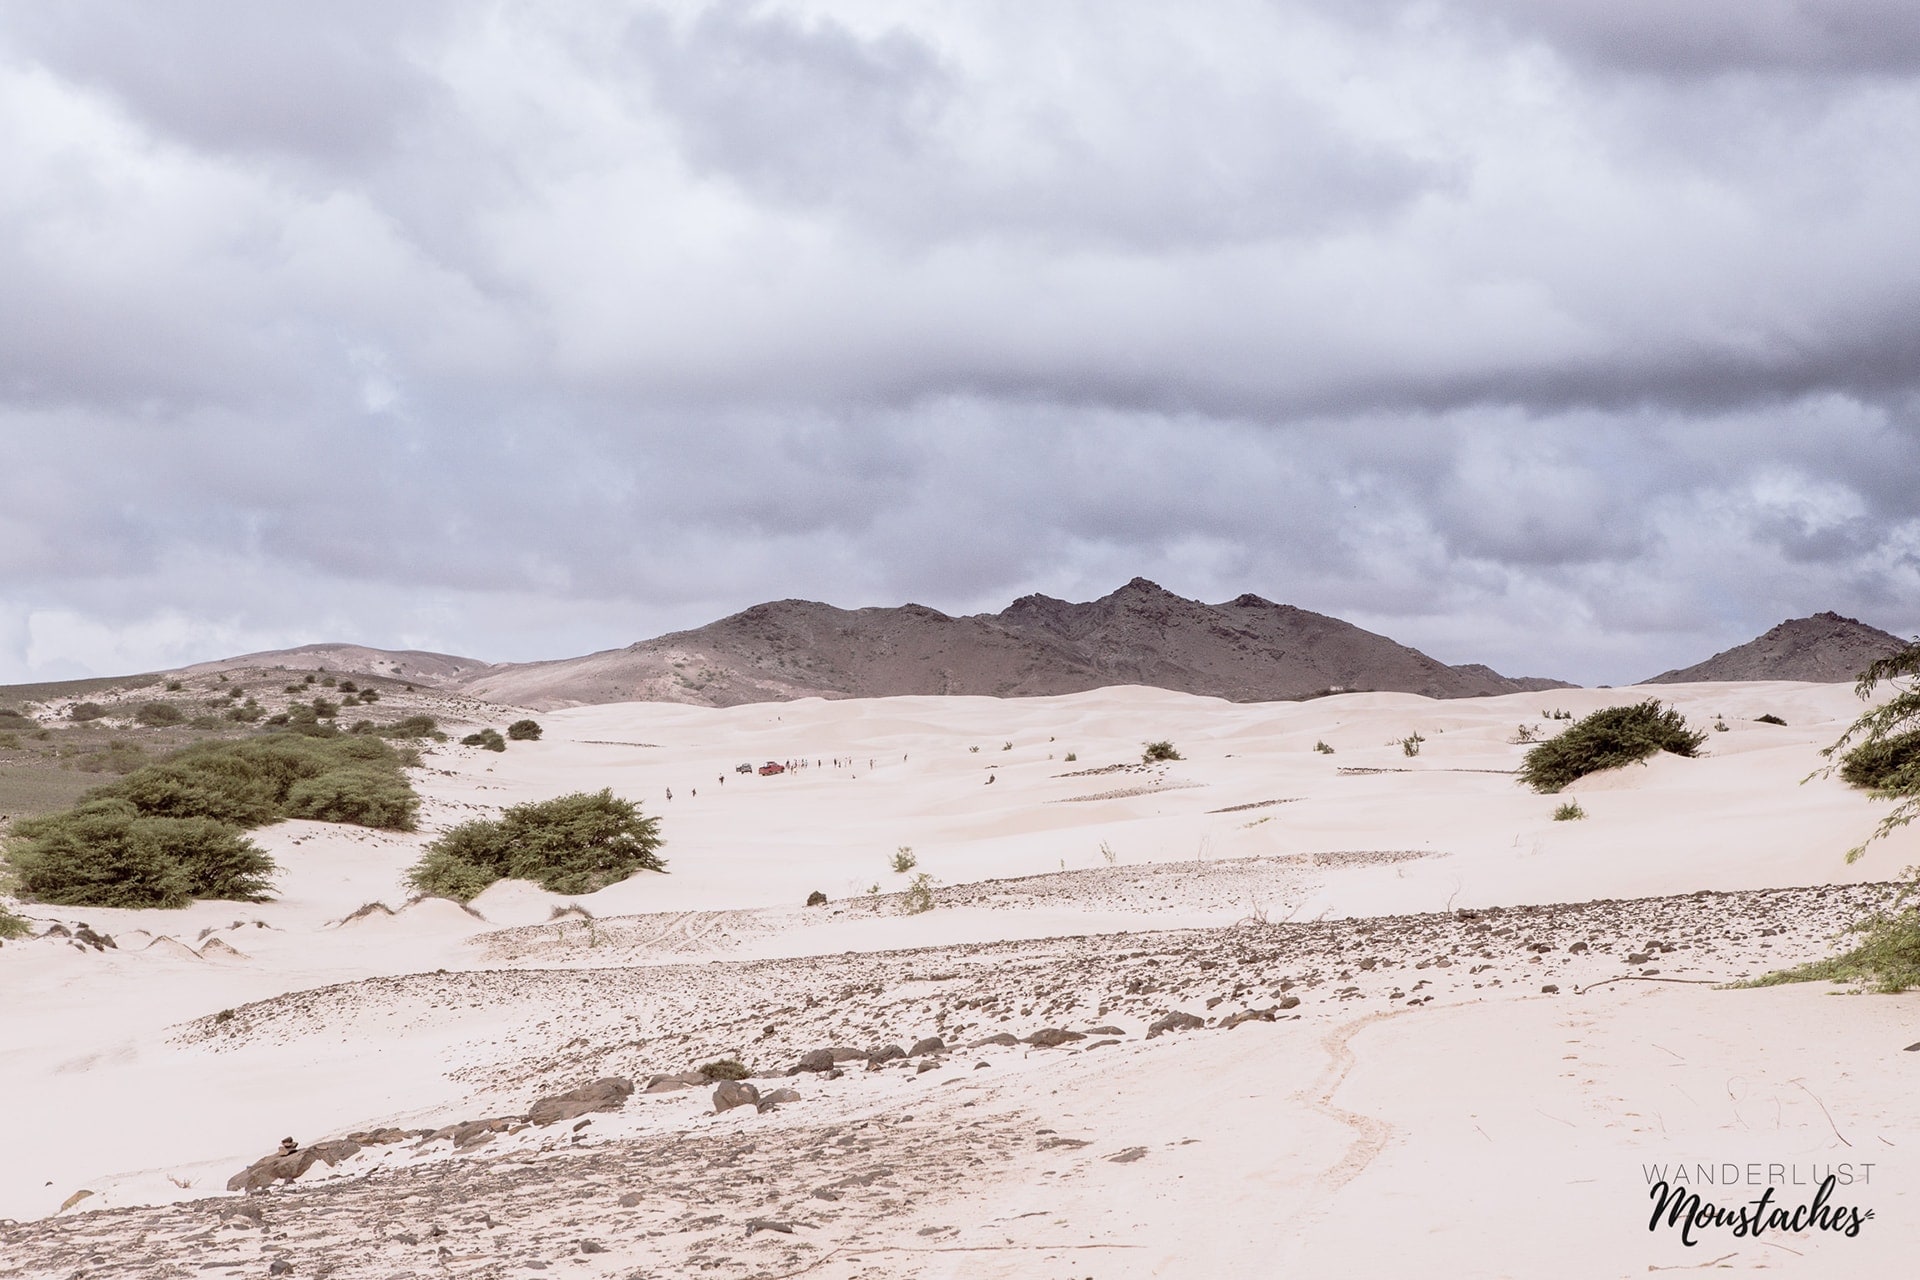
[507,719,543,741]
[1837,729,1920,795]
[1064,751,1077,762]
[165,680,183,692]
[1755,713,1787,726]
[68,702,105,721]
[462,728,507,752]
[284,766,420,828]
[0,904,31,940]
[8,799,274,908]
[406,788,664,900]
[135,701,186,727]
[1552,801,1586,821]
[381,715,438,739]
[901,871,936,915]
[338,681,358,693]
[1314,740,1335,755]
[1142,740,1182,763]
[1401,732,1424,757]
[358,688,380,703]
[891,846,917,873]
[699,1058,750,1081]
[1517,700,1707,794]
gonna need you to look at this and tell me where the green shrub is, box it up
[338,681,358,693]
[1401,732,1424,757]
[1064,751,1077,762]
[284,766,419,829]
[1838,729,1920,796]
[699,1058,750,1081]
[380,715,438,739]
[68,702,106,721]
[1142,740,1182,763]
[165,680,183,692]
[891,846,917,873]
[73,740,148,774]
[0,904,31,940]
[1755,713,1787,726]
[901,871,935,915]
[359,688,380,703]
[8,799,274,908]
[1314,740,1335,754]
[406,788,664,901]
[806,890,827,906]
[507,719,543,742]
[461,728,507,752]
[135,701,186,727]
[1552,801,1586,821]
[1517,700,1707,794]
[310,698,338,719]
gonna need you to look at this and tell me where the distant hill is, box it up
[458,578,1576,709]
[1644,612,1909,684]
[176,643,491,687]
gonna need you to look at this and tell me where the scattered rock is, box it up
[1219,1007,1276,1029]
[746,1218,793,1236]
[268,1262,293,1276]
[1540,984,1560,994]
[1023,1028,1085,1048]
[1107,1146,1148,1163]
[806,891,827,907]
[1626,952,1651,965]
[528,1077,634,1126]
[578,1240,606,1254]
[867,1043,907,1064]
[713,1080,761,1114]
[618,1192,643,1208]
[968,1032,1019,1048]
[756,1087,801,1113]
[909,1036,947,1056]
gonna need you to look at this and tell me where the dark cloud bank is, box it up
[1,1,1916,687]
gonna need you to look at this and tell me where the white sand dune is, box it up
[2,681,1916,1276]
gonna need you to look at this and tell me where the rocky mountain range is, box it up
[149,590,1913,713]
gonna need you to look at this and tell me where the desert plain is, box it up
[2,680,1917,1278]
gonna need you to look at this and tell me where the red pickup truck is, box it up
[757,762,786,776]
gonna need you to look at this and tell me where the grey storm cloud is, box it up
[1,0,1917,687]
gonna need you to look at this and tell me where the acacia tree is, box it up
[1817,639,1920,862]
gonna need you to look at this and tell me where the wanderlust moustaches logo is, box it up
[1643,1162,1877,1246]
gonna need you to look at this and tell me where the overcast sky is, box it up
[3,1,1918,688]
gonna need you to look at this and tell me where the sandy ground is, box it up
[2,681,1917,1277]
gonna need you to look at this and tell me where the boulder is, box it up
[1145,1011,1205,1039]
[528,1077,634,1126]
[908,1036,946,1057]
[756,1087,802,1112]
[1219,1007,1276,1029]
[967,1032,1018,1048]
[225,1139,361,1193]
[713,1080,761,1114]
[866,1043,907,1064]
[1023,1028,1086,1048]
[794,1048,837,1073]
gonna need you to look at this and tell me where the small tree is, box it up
[507,719,543,741]
[1817,639,1920,861]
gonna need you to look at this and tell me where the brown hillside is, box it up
[1644,612,1908,684]
[457,578,1575,710]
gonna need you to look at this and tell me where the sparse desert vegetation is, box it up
[1142,740,1181,763]
[1552,801,1586,821]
